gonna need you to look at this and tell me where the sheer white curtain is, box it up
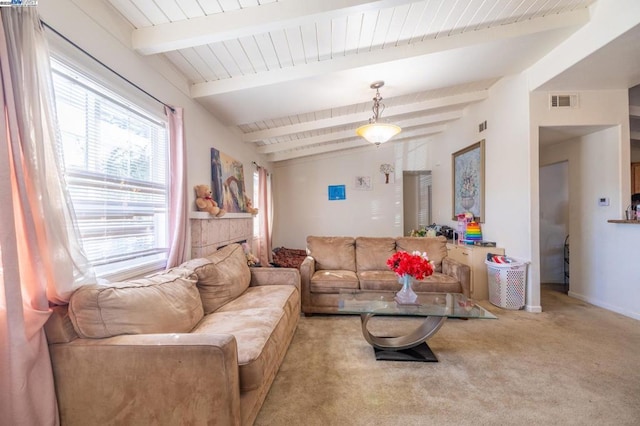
[256,166,273,266]
[0,8,94,425]
[165,106,188,268]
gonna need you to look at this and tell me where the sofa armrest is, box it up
[442,257,471,298]
[299,256,315,312]
[250,266,300,291]
[49,333,241,426]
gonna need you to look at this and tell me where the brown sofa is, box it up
[300,236,470,314]
[44,243,300,426]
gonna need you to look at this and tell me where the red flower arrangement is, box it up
[386,250,434,280]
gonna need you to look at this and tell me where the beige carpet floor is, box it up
[255,286,640,426]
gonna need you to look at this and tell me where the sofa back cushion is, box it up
[68,271,203,339]
[180,243,251,314]
[395,236,448,273]
[306,236,356,271]
[355,237,396,271]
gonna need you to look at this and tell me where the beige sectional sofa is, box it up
[300,235,470,314]
[44,243,300,426]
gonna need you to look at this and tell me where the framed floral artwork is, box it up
[452,140,485,222]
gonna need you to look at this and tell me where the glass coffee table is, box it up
[338,290,497,362]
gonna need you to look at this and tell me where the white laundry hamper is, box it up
[485,257,528,310]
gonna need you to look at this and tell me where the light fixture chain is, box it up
[371,88,384,124]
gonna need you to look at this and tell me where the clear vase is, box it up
[395,274,418,304]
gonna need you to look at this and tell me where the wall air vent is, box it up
[550,93,578,109]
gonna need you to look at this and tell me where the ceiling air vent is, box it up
[550,93,578,109]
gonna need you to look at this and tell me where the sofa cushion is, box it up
[68,272,203,339]
[357,270,400,291]
[192,307,286,392]
[306,236,356,271]
[217,285,299,321]
[180,244,251,314]
[413,272,462,294]
[310,270,359,293]
[355,237,396,271]
[395,236,448,273]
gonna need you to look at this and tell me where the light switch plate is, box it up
[598,197,609,206]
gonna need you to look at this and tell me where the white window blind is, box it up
[51,58,169,279]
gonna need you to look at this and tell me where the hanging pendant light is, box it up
[356,81,401,145]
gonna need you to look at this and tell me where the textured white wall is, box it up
[272,140,434,249]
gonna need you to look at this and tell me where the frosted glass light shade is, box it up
[356,122,402,145]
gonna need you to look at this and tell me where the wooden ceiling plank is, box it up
[344,14,363,55]
[222,39,255,76]
[258,123,448,154]
[270,29,294,68]
[332,16,349,57]
[396,2,427,46]
[370,7,394,50]
[133,0,420,54]
[198,1,223,14]
[191,7,588,97]
[239,0,260,8]
[164,50,206,83]
[154,0,187,22]
[109,0,154,28]
[189,45,228,80]
[268,126,444,161]
[243,91,485,141]
[134,0,171,25]
[300,22,319,61]
[285,27,307,66]
[218,0,242,12]
[317,20,333,61]
[357,10,379,52]
[253,32,281,71]
[383,3,411,48]
[178,0,206,19]
[238,36,268,73]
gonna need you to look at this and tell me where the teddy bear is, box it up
[241,242,260,266]
[244,195,258,215]
[194,184,226,217]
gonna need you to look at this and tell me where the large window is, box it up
[51,58,169,279]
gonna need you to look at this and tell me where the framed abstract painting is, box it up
[211,148,246,213]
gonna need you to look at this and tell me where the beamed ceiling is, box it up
[104,0,639,161]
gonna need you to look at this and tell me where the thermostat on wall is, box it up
[598,197,609,206]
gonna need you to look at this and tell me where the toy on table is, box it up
[465,221,483,243]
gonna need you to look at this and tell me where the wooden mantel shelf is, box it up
[190,211,253,219]
[607,219,640,224]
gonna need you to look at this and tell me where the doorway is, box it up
[539,161,569,293]
[403,170,432,236]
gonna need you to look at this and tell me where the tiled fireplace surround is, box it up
[190,212,254,258]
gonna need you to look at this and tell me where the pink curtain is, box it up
[256,166,273,266]
[0,8,93,425]
[165,106,188,267]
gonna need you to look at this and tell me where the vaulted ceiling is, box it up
[106,0,614,161]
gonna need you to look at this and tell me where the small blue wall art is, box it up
[328,185,346,200]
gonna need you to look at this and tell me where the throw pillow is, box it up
[180,243,251,314]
